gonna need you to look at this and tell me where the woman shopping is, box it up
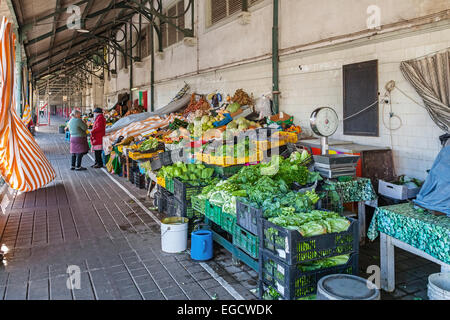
[68,110,89,171]
[90,108,106,168]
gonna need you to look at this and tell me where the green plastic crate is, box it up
[165,177,174,193]
[205,200,221,225]
[233,225,259,259]
[220,211,236,234]
[191,195,207,214]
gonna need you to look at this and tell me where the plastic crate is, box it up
[191,195,207,214]
[236,200,263,235]
[233,225,259,259]
[133,171,146,187]
[154,191,167,213]
[220,211,236,234]
[173,178,206,202]
[165,177,174,193]
[258,217,359,265]
[160,151,174,166]
[259,251,358,300]
[149,156,163,171]
[204,200,222,225]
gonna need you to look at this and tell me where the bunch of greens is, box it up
[297,254,350,272]
[268,210,351,237]
[212,137,251,158]
[169,118,189,130]
[138,138,160,152]
[259,155,311,186]
[157,162,215,185]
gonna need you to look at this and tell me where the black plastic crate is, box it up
[173,178,206,202]
[133,171,146,188]
[128,167,139,182]
[154,191,167,213]
[259,251,358,300]
[258,217,359,265]
[166,196,200,220]
[236,200,263,235]
[160,151,174,166]
[149,156,163,171]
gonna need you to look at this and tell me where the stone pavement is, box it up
[0,118,257,300]
[0,117,440,300]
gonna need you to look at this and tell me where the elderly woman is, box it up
[90,108,106,168]
[68,110,88,171]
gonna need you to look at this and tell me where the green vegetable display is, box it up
[138,137,160,152]
[268,210,351,237]
[169,118,189,130]
[157,162,215,185]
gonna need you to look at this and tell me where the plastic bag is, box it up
[255,95,272,120]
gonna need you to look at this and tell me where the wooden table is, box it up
[380,233,450,292]
[368,203,450,292]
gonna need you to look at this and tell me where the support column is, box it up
[272,0,280,114]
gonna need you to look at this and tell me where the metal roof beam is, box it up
[21,0,90,34]
[25,1,130,46]
[29,9,137,65]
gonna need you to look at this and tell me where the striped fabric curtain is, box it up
[22,103,31,126]
[0,18,56,192]
[400,49,450,132]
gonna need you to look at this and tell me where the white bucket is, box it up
[161,217,189,253]
[428,273,450,300]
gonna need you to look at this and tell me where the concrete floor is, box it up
[0,117,440,300]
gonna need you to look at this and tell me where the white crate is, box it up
[378,180,421,200]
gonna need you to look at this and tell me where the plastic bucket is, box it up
[428,273,450,300]
[317,274,380,300]
[161,217,189,253]
[190,230,213,261]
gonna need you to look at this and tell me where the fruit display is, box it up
[232,89,253,106]
[183,94,211,117]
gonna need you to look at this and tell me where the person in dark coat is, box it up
[68,110,88,171]
[90,108,106,168]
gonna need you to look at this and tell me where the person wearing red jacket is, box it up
[90,108,106,168]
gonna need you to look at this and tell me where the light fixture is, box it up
[131,87,138,91]
[76,28,90,33]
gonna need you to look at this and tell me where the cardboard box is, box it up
[378,179,421,200]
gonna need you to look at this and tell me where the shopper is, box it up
[68,109,89,171]
[90,108,106,168]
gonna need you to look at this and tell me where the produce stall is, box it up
[102,86,384,300]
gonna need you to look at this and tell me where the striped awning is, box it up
[0,18,55,192]
[103,114,176,155]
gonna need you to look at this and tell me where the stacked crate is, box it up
[258,215,359,300]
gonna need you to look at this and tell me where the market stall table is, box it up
[368,203,450,292]
[323,177,378,244]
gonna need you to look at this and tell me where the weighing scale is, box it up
[309,107,360,178]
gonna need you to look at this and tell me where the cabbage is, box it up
[298,221,327,237]
[326,217,350,233]
[226,103,241,113]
